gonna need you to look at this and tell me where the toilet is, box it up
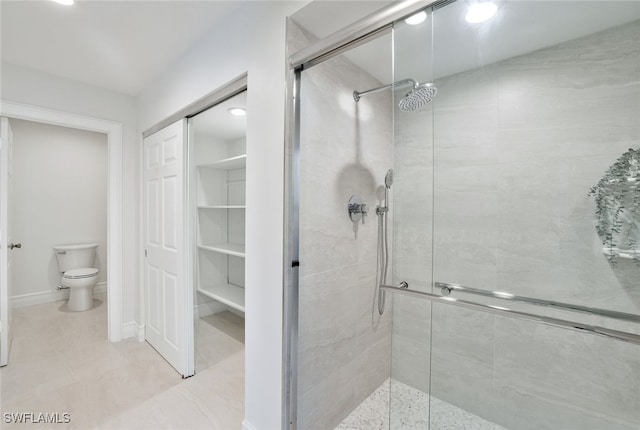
[53,243,99,312]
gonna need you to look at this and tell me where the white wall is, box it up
[136,2,306,429]
[1,61,139,331]
[10,119,107,305]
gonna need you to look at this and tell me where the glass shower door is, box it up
[390,1,640,429]
[291,16,396,428]
[387,7,435,429]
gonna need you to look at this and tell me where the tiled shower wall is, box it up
[291,22,394,430]
[392,19,640,430]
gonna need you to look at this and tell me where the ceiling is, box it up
[290,0,395,42]
[0,0,247,96]
[3,0,639,98]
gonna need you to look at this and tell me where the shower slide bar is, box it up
[435,282,640,324]
[380,284,640,345]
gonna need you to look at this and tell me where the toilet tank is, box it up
[53,243,98,272]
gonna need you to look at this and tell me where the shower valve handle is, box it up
[348,203,367,223]
[348,195,367,225]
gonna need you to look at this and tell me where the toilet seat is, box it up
[63,268,99,280]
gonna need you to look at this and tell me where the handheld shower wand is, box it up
[377,169,393,315]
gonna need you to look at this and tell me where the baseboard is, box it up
[12,290,67,308]
[11,282,108,308]
[242,419,258,430]
[95,282,108,294]
[122,321,145,341]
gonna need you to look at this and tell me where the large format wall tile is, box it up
[393,18,640,429]
[491,318,640,429]
[391,296,432,392]
[295,21,394,429]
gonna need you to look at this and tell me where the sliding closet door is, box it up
[143,119,194,377]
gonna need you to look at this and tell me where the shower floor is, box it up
[336,379,507,430]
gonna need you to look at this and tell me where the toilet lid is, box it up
[64,268,99,279]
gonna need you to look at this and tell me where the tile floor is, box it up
[0,294,245,429]
[337,378,507,430]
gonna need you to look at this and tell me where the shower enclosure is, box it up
[285,1,640,429]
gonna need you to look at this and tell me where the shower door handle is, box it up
[380,284,640,345]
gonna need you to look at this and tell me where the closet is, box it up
[142,80,247,378]
[190,90,247,371]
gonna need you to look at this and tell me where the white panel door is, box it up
[0,117,14,367]
[143,120,193,377]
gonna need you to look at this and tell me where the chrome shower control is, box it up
[360,204,367,224]
[348,195,367,224]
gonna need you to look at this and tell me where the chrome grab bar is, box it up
[380,284,640,345]
[435,282,640,324]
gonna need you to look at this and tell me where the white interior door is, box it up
[1,117,15,367]
[143,120,193,377]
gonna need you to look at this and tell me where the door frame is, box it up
[0,100,124,342]
[1,116,13,366]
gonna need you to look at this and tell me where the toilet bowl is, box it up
[62,268,99,312]
[53,243,100,312]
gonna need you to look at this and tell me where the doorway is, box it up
[189,90,247,375]
[139,78,247,421]
[9,119,108,309]
[0,101,124,345]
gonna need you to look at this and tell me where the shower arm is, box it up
[353,78,417,102]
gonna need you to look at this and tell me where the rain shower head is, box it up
[353,78,437,111]
[398,83,437,112]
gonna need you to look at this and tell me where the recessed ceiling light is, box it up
[52,0,74,5]
[404,11,427,26]
[227,107,246,116]
[465,2,498,24]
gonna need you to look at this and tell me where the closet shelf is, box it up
[197,205,246,209]
[197,283,245,313]
[198,154,246,170]
[198,243,246,258]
